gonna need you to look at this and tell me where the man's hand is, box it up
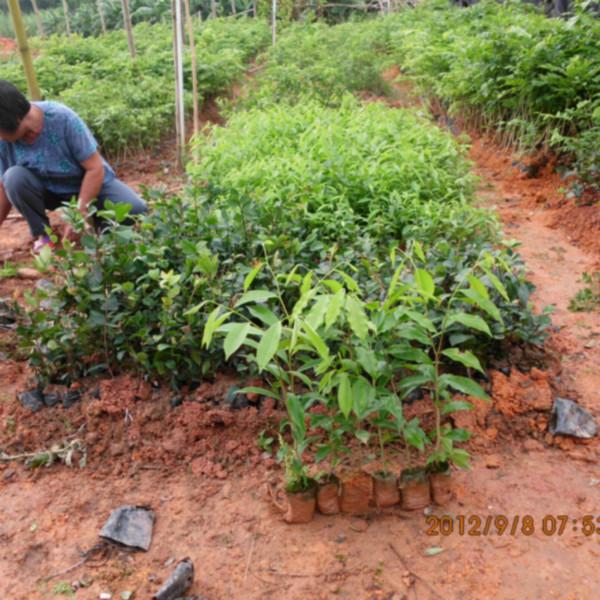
[62,224,79,244]
[0,183,12,229]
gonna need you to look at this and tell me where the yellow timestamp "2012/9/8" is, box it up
[425,515,600,537]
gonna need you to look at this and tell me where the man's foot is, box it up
[33,235,55,253]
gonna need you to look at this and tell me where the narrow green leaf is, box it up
[345,295,369,341]
[442,400,474,414]
[439,374,489,400]
[424,547,445,557]
[483,268,510,302]
[468,274,489,300]
[243,262,263,292]
[256,321,282,372]
[325,289,345,328]
[235,290,277,308]
[446,312,491,336]
[461,289,502,323]
[302,321,330,360]
[338,373,353,418]
[414,268,435,299]
[223,322,251,360]
[442,348,484,373]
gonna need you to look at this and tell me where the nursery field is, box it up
[1,2,600,598]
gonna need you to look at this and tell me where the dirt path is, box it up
[2,86,600,599]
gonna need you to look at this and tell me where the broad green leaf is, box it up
[235,290,277,308]
[467,274,489,300]
[407,310,436,333]
[413,241,426,262]
[202,307,231,348]
[325,289,345,328]
[389,345,433,365]
[414,268,435,299]
[461,289,502,323]
[306,296,329,330]
[300,271,313,295]
[446,312,491,336]
[396,323,431,346]
[223,322,251,360]
[450,448,471,469]
[442,348,484,373]
[337,269,360,293]
[345,295,369,341]
[243,262,263,292]
[338,373,353,418]
[248,305,279,327]
[441,400,474,415]
[439,374,489,400]
[356,347,378,378]
[355,430,370,444]
[238,386,275,398]
[483,268,510,302]
[302,321,330,360]
[256,321,282,372]
[353,376,375,417]
[399,373,432,393]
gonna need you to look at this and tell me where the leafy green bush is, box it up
[238,19,393,109]
[386,0,600,187]
[18,98,547,386]
[2,18,270,155]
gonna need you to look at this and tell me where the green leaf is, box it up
[442,400,474,415]
[256,321,282,372]
[302,321,330,360]
[442,348,484,373]
[461,289,502,323]
[439,374,489,400]
[345,295,369,341]
[483,268,510,302]
[306,296,329,330]
[356,347,378,378]
[424,547,445,556]
[325,289,345,328]
[446,312,491,336]
[467,274,489,300]
[337,269,360,293]
[355,430,370,444]
[353,376,375,417]
[248,305,279,327]
[396,323,431,346]
[202,307,231,348]
[413,241,426,262]
[238,386,274,398]
[338,373,353,418]
[407,310,436,333]
[450,448,471,469]
[223,322,251,360]
[414,268,435,299]
[243,262,263,292]
[234,290,277,308]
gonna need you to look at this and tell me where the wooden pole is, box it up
[252,0,257,17]
[29,0,45,38]
[97,0,108,34]
[6,0,41,100]
[120,0,136,58]
[61,0,71,36]
[271,0,277,45]
[230,0,237,15]
[211,0,217,18]
[183,0,199,140]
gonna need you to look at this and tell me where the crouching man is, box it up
[0,80,147,251]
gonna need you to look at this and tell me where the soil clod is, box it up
[549,397,598,439]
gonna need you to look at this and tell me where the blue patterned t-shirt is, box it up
[0,101,115,196]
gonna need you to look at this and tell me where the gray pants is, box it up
[2,165,148,237]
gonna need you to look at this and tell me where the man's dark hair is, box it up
[0,80,30,134]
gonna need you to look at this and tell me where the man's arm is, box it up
[0,182,12,229]
[77,151,104,219]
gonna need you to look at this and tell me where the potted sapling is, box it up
[274,396,318,524]
[398,418,431,510]
[312,411,347,515]
[370,396,402,508]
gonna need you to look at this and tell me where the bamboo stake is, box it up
[29,0,45,38]
[61,0,71,37]
[6,0,41,100]
[120,0,136,58]
[230,0,237,15]
[211,0,217,18]
[252,0,257,17]
[172,0,186,168]
[97,0,107,34]
[183,0,199,140]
